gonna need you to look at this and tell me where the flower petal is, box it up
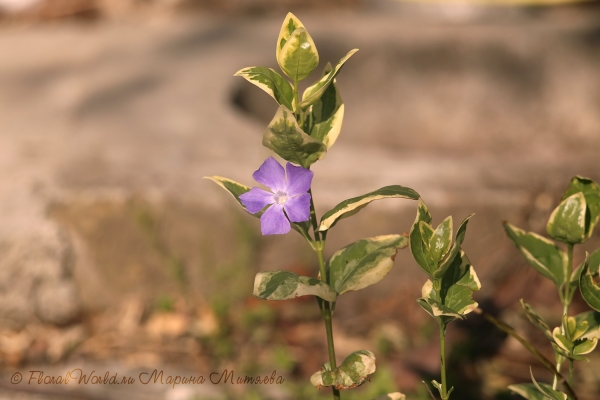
[253,157,286,192]
[239,187,274,214]
[260,203,290,235]
[284,193,311,223]
[285,163,314,197]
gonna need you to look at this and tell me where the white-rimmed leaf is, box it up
[326,235,408,295]
[580,251,600,312]
[253,271,337,302]
[574,310,600,340]
[371,393,406,400]
[234,67,294,110]
[547,192,587,245]
[432,214,474,279]
[509,383,555,400]
[277,27,319,82]
[520,300,553,340]
[562,176,600,241]
[204,176,250,208]
[276,12,305,63]
[530,369,568,400]
[429,216,453,265]
[410,199,436,275]
[299,49,358,109]
[504,222,567,287]
[263,106,326,168]
[419,251,480,323]
[318,185,419,232]
[310,350,376,390]
[302,63,344,149]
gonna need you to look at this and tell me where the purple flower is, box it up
[240,157,313,235]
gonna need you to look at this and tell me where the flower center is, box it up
[273,190,288,205]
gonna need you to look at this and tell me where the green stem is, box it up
[554,243,574,389]
[439,322,449,400]
[310,190,339,400]
[569,359,574,387]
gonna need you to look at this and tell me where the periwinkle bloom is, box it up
[240,157,313,235]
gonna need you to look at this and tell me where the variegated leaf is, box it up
[204,176,250,208]
[508,383,556,400]
[504,222,567,286]
[319,185,419,232]
[302,63,344,149]
[234,67,294,110]
[429,216,453,265]
[253,271,337,302]
[310,350,376,390]
[277,27,319,82]
[547,192,587,245]
[562,176,600,240]
[574,310,600,341]
[530,369,568,400]
[371,393,406,400]
[410,199,435,275]
[432,214,474,279]
[263,106,326,168]
[276,12,305,62]
[327,235,408,294]
[580,251,600,312]
[299,49,359,110]
[420,251,480,323]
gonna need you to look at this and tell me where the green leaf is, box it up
[253,271,337,302]
[326,235,408,295]
[509,383,557,400]
[420,251,481,323]
[520,300,553,340]
[310,350,376,390]
[432,214,474,279]
[562,176,600,240]
[299,49,359,110]
[574,310,600,340]
[530,368,568,400]
[410,199,435,275]
[580,251,600,312]
[319,185,420,232]
[277,27,319,82]
[263,106,326,168]
[573,337,598,355]
[370,393,406,400]
[302,63,344,149]
[234,67,294,110]
[547,192,587,245]
[204,176,250,208]
[429,216,453,265]
[276,12,305,64]
[504,222,567,286]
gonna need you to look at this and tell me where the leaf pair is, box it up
[410,199,480,324]
[310,350,376,390]
[509,369,570,400]
[546,176,600,245]
[410,199,473,279]
[253,235,408,302]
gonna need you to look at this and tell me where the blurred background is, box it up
[0,0,599,399]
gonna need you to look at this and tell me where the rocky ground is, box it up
[0,1,600,399]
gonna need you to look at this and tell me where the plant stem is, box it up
[439,322,449,400]
[555,243,574,389]
[310,190,340,400]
